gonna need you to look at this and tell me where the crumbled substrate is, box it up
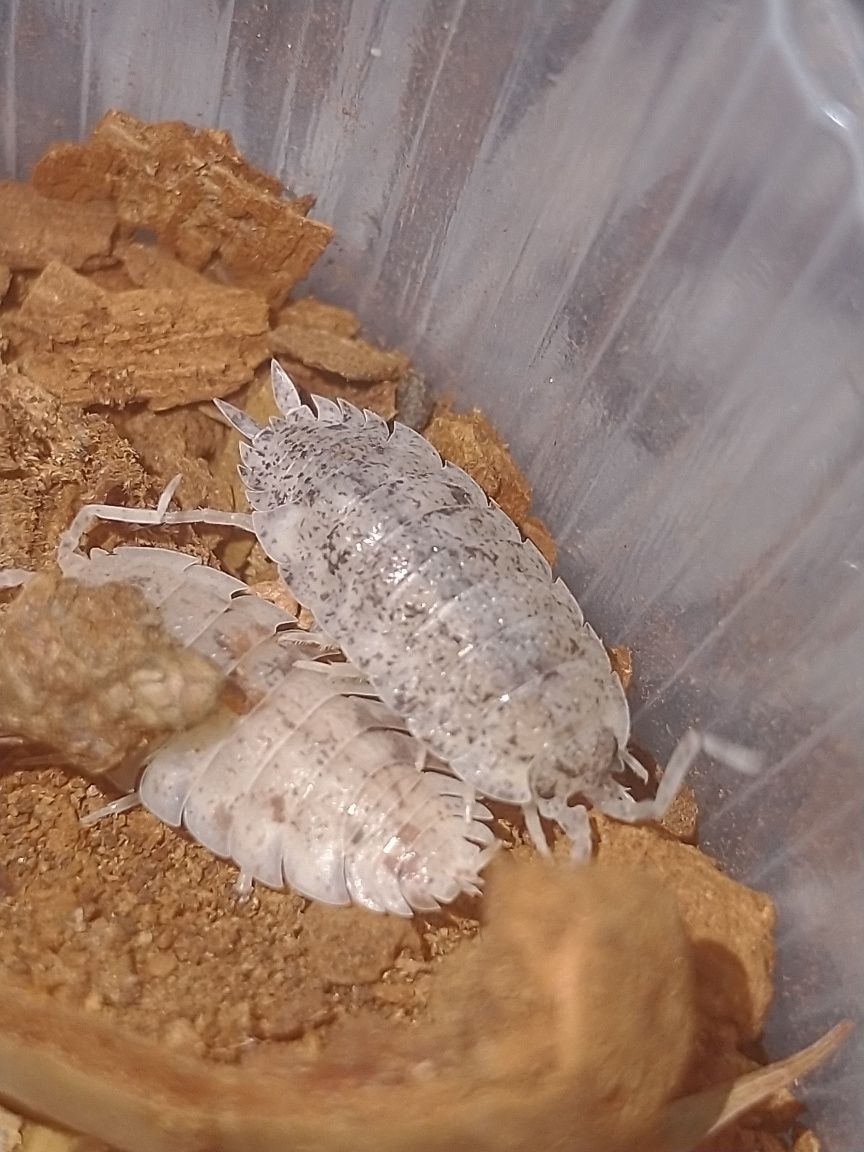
[0,767,477,1065]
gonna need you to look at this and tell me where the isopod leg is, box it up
[650,729,760,817]
[159,507,255,533]
[604,729,761,824]
[58,478,256,575]
[233,870,254,904]
[620,747,649,783]
[439,772,479,826]
[559,804,593,863]
[535,796,593,863]
[473,840,502,874]
[522,801,552,857]
[80,792,141,828]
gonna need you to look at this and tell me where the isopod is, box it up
[59,361,759,858]
[1,508,496,916]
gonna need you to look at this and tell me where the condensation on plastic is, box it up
[1,0,862,1145]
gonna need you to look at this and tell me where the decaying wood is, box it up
[7,262,269,410]
[0,183,117,273]
[32,111,332,306]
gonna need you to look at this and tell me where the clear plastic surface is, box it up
[2,0,862,1145]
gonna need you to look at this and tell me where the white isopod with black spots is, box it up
[50,361,758,859]
[216,364,761,853]
[0,508,496,916]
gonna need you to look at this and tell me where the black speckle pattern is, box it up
[241,391,632,818]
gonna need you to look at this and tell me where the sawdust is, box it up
[0,115,832,1152]
[0,767,440,1061]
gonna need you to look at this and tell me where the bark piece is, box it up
[0,366,151,567]
[8,262,268,410]
[0,183,117,272]
[32,110,332,305]
[271,322,410,382]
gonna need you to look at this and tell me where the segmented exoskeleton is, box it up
[0,509,495,916]
[34,361,756,859]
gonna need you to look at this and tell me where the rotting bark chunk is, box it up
[0,365,151,567]
[32,110,332,306]
[270,322,410,383]
[0,182,117,272]
[7,262,269,409]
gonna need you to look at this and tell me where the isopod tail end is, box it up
[213,398,263,440]
[271,358,303,415]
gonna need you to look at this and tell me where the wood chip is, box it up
[659,785,700,845]
[275,297,360,338]
[271,321,410,382]
[32,110,332,305]
[686,1028,802,1132]
[520,514,557,566]
[0,1104,22,1152]
[791,1130,822,1152]
[311,376,398,420]
[395,370,435,432]
[119,242,217,293]
[243,359,398,426]
[109,406,232,505]
[0,183,117,272]
[424,402,533,524]
[423,404,559,562]
[20,1118,111,1152]
[7,262,269,409]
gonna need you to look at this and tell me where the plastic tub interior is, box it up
[2,0,862,1146]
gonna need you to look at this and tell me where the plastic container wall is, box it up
[1,0,862,1145]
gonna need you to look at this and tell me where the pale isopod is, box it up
[2,510,496,916]
[59,362,759,859]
